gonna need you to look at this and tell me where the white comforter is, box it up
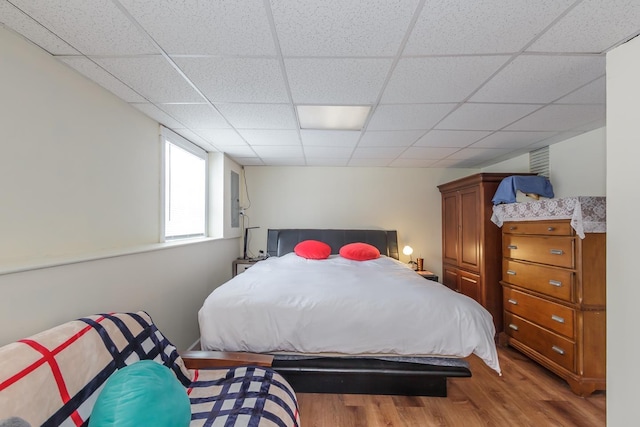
[198,253,501,374]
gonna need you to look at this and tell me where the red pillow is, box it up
[339,242,380,261]
[294,240,332,260]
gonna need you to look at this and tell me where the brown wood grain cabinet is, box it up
[499,219,606,396]
[438,173,517,334]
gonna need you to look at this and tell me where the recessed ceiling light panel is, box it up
[296,105,371,130]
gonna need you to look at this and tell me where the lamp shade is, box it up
[402,245,413,256]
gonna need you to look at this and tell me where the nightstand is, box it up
[232,258,261,277]
[416,270,439,282]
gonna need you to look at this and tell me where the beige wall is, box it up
[242,166,476,276]
[0,26,239,349]
[606,35,640,426]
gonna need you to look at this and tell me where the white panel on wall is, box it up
[606,34,640,426]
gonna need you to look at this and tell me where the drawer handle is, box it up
[507,245,518,250]
[551,314,565,324]
[552,345,565,355]
[550,249,564,255]
[549,280,562,287]
[506,270,516,276]
[508,324,519,331]
[507,299,518,305]
[547,227,555,231]
[509,226,517,231]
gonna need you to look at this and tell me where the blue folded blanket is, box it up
[492,175,554,205]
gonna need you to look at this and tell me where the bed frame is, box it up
[265,228,471,396]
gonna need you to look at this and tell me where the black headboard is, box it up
[266,229,399,259]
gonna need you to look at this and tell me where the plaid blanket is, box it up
[189,367,299,427]
[0,312,299,427]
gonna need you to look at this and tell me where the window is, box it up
[162,128,207,240]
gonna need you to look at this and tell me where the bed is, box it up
[198,229,501,396]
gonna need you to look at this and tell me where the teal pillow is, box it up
[89,360,190,427]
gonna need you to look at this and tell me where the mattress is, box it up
[198,253,501,374]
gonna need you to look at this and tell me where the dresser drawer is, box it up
[503,235,574,268]
[503,287,575,338]
[504,312,575,372]
[503,259,574,301]
[503,221,574,236]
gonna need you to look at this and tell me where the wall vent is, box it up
[529,146,549,177]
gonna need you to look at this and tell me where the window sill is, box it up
[0,236,229,276]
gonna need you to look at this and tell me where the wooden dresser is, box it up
[438,173,519,333]
[500,219,606,396]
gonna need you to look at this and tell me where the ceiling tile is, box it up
[231,157,264,166]
[0,2,79,55]
[94,56,204,103]
[351,147,405,159]
[435,103,542,131]
[157,103,229,129]
[304,146,353,159]
[470,131,558,149]
[118,0,276,55]
[348,158,393,167]
[10,0,157,55]
[271,0,420,56]
[262,158,307,166]
[215,104,297,129]
[300,130,361,147]
[306,158,349,167]
[448,147,513,161]
[471,55,606,103]
[528,0,640,53]
[382,56,509,103]
[554,76,606,104]
[252,145,304,159]
[429,159,475,168]
[505,104,606,131]
[218,145,257,158]
[59,57,145,102]
[359,130,425,147]
[414,130,491,148]
[131,103,184,128]
[285,58,392,104]
[238,130,301,146]
[390,158,438,167]
[404,0,575,55]
[399,147,459,159]
[194,129,247,146]
[367,104,456,131]
[175,57,289,103]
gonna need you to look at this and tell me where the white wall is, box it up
[550,127,606,197]
[0,27,160,264]
[606,35,640,425]
[0,26,238,349]
[483,127,606,197]
[242,166,476,276]
[0,239,237,349]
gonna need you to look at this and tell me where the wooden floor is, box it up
[296,345,606,426]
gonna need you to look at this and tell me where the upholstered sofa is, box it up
[0,311,300,426]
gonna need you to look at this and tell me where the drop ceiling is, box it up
[2,0,638,168]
